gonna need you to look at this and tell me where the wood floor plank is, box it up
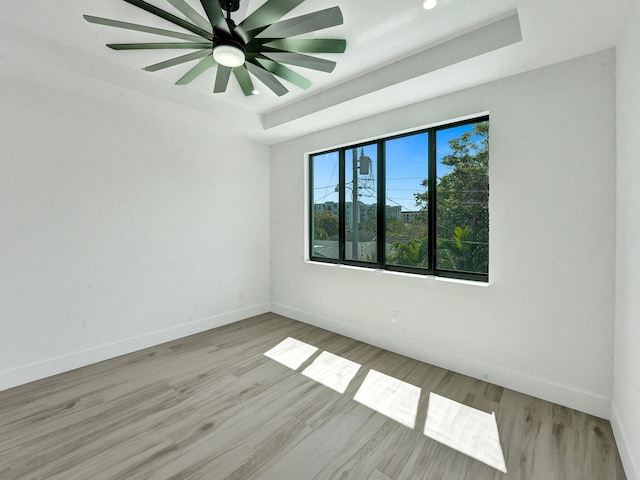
[0,313,628,480]
[369,469,394,480]
[0,466,10,480]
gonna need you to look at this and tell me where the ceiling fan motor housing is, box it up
[213,37,245,52]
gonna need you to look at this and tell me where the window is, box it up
[309,116,489,281]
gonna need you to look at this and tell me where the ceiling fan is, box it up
[84,0,346,97]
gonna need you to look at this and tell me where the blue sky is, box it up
[313,123,478,211]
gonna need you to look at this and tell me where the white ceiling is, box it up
[0,0,630,143]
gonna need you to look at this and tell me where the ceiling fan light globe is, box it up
[213,45,245,68]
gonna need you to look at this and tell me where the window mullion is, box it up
[428,129,437,272]
[377,141,386,268]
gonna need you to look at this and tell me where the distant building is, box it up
[315,202,401,223]
[315,201,339,217]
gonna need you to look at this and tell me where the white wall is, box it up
[270,50,616,418]
[612,0,640,477]
[0,74,270,390]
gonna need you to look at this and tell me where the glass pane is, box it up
[311,151,340,259]
[345,144,377,262]
[385,132,429,268]
[435,121,489,274]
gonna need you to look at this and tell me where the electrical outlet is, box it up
[391,310,399,324]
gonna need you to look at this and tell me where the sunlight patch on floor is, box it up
[264,338,506,472]
[302,351,361,394]
[424,392,507,473]
[264,337,318,370]
[354,369,421,429]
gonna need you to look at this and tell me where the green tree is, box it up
[314,210,339,240]
[414,122,489,273]
[387,238,428,267]
[437,225,487,272]
[386,212,429,267]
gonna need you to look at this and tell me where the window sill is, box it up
[304,260,489,287]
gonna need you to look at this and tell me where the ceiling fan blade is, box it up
[83,15,204,42]
[199,0,230,35]
[240,0,305,32]
[256,7,343,39]
[233,67,256,96]
[143,49,211,71]
[167,0,212,33]
[214,65,232,92]
[176,55,215,84]
[262,38,346,54]
[261,51,336,73]
[122,0,212,40]
[254,57,311,90]
[245,62,289,96]
[107,42,210,50]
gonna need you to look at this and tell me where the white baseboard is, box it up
[271,302,611,419]
[611,404,640,480]
[0,303,269,392]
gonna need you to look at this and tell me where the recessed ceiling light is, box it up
[251,89,260,96]
[423,0,438,9]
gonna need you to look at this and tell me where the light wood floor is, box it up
[0,313,627,479]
